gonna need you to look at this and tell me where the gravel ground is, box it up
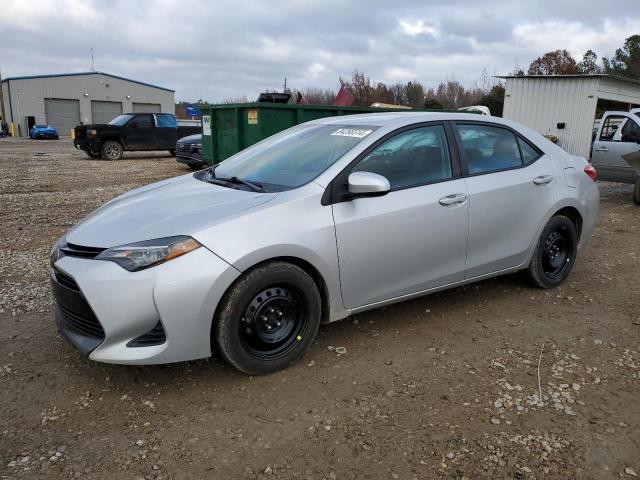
[0,137,639,480]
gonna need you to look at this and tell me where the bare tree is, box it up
[298,87,337,105]
[528,50,578,75]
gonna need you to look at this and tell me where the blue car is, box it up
[30,124,59,140]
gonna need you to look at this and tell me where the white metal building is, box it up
[501,74,640,159]
[1,71,175,137]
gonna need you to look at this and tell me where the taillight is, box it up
[584,164,597,182]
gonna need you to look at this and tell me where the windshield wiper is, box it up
[216,176,265,193]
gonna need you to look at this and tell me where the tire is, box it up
[168,149,176,156]
[101,140,123,160]
[633,178,640,205]
[526,215,578,289]
[215,261,322,375]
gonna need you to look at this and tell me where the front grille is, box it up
[127,321,166,347]
[54,269,79,291]
[51,268,105,344]
[177,143,191,153]
[57,303,104,339]
[61,242,106,259]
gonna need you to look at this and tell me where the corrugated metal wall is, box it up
[503,77,599,159]
[1,73,174,136]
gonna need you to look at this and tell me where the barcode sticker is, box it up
[331,128,373,138]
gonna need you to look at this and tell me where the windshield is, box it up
[108,114,134,126]
[213,123,378,191]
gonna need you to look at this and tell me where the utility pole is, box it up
[283,77,287,93]
[90,48,95,72]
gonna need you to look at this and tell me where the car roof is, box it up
[309,111,513,129]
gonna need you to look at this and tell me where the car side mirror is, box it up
[347,172,390,198]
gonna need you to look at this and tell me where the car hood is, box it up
[178,134,201,144]
[34,127,56,132]
[66,174,277,248]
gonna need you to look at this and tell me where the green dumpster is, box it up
[200,103,423,166]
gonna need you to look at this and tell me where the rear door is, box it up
[125,114,155,150]
[332,123,470,309]
[592,114,640,183]
[454,122,558,278]
[154,114,178,149]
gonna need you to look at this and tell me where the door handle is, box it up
[593,147,609,152]
[438,193,467,206]
[533,175,554,185]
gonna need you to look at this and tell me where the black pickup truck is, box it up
[73,113,200,160]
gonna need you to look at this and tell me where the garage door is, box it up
[132,102,161,113]
[91,101,123,124]
[44,99,80,136]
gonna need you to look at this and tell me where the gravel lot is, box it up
[1,137,639,480]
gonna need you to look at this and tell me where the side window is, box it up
[517,137,541,164]
[599,116,626,141]
[128,115,152,128]
[620,118,640,143]
[457,124,523,174]
[156,114,177,128]
[351,125,452,189]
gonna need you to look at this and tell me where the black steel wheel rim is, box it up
[239,285,309,360]
[542,228,572,278]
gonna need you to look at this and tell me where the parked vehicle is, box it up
[50,112,599,374]
[175,134,205,169]
[30,124,59,140]
[73,113,200,160]
[591,109,640,204]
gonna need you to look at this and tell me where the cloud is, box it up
[0,0,638,102]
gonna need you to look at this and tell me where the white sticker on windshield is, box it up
[331,128,373,138]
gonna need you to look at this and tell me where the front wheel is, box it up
[168,149,176,156]
[215,262,321,375]
[101,140,123,160]
[526,215,578,288]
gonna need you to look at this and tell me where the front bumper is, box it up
[50,246,240,364]
[74,139,101,152]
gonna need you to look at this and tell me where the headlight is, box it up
[194,143,202,149]
[96,236,201,272]
[87,129,97,137]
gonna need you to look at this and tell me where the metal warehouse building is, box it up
[1,71,175,137]
[501,74,640,159]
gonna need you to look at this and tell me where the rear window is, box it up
[156,114,177,128]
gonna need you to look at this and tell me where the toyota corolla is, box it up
[49,113,599,374]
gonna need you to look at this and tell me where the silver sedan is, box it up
[49,112,600,374]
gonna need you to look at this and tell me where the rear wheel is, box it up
[215,262,321,375]
[101,140,123,160]
[526,215,577,288]
[634,178,640,205]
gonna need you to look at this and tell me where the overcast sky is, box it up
[1,0,639,102]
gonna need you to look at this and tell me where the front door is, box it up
[332,124,469,309]
[454,122,558,278]
[126,114,155,150]
[592,114,640,183]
